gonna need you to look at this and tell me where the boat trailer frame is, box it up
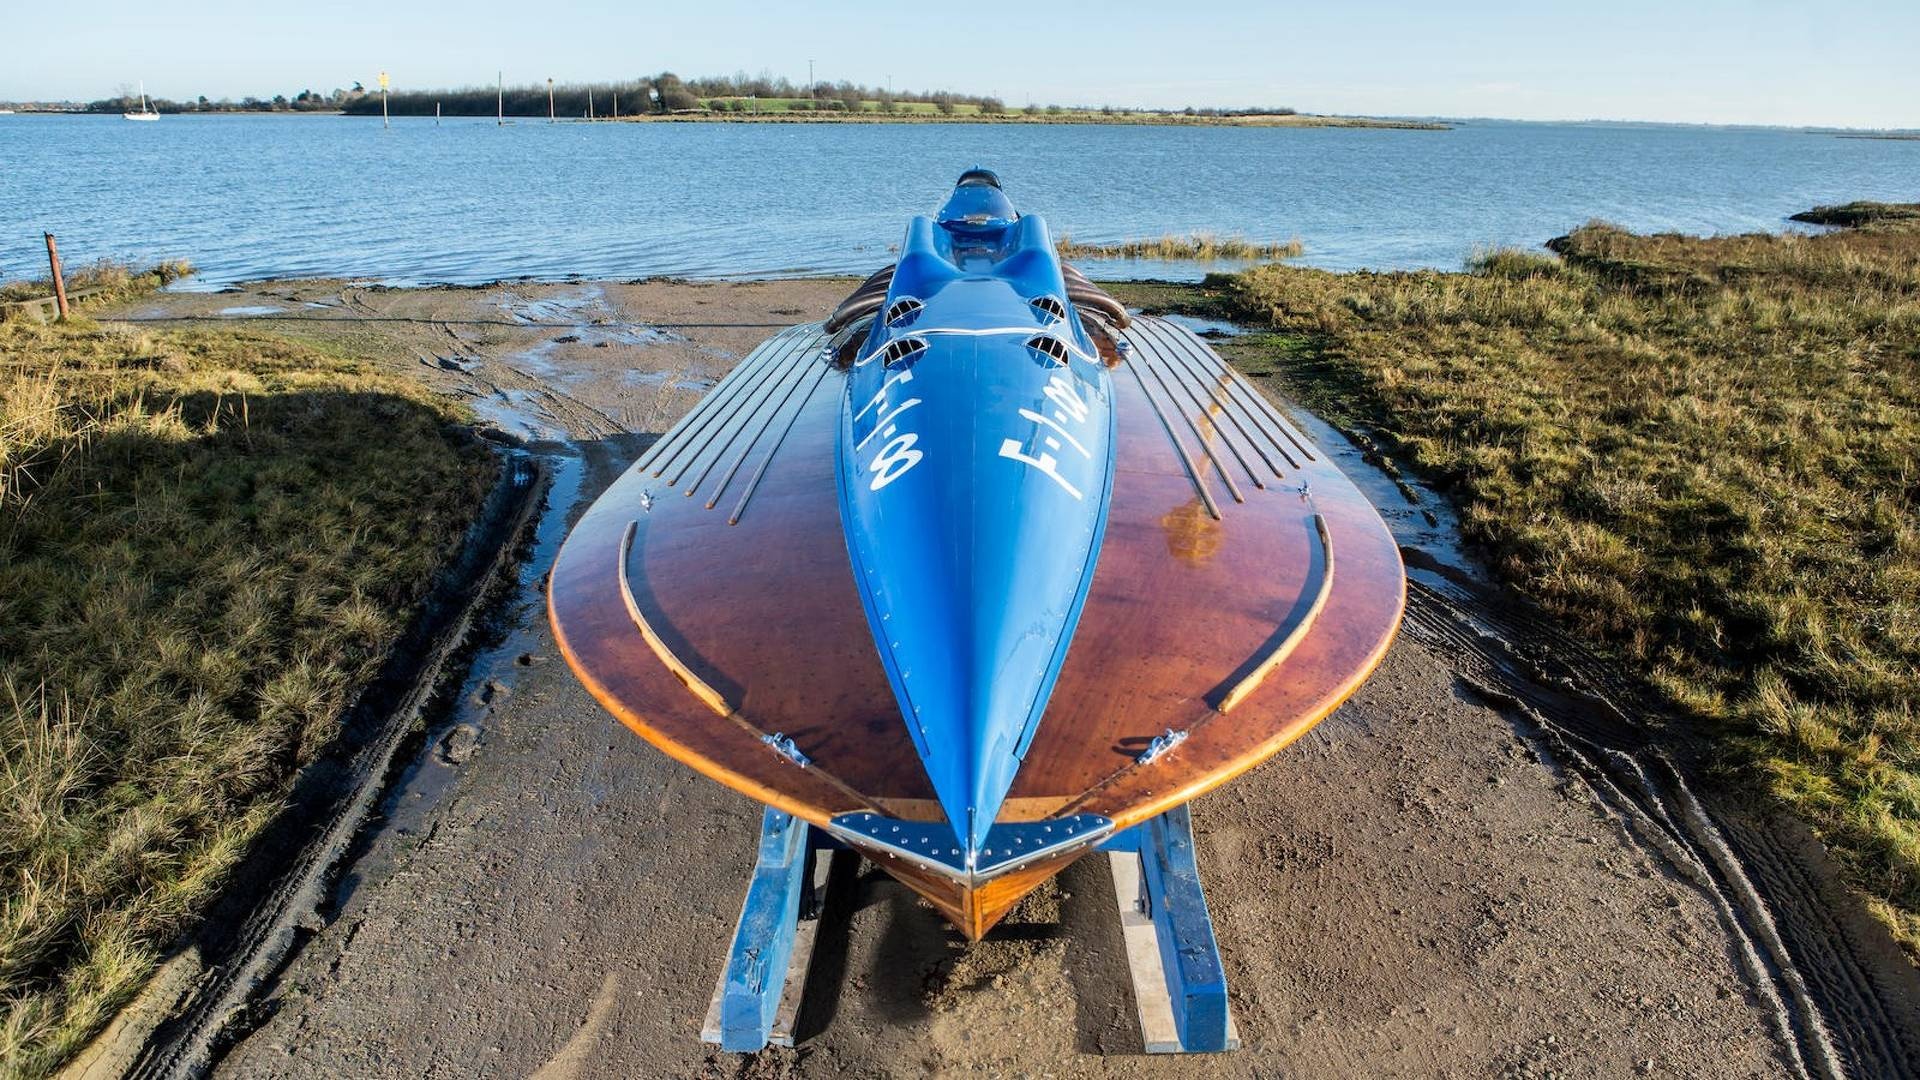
[699,803,1240,1054]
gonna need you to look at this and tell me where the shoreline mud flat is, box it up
[92,279,1919,1078]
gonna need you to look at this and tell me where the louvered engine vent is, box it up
[884,297,924,326]
[879,336,928,368]
[1029,295,1068,322]
[1026,335,1072,366]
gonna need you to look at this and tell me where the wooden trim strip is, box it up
[1131,323,1267,490]
[635,326,800,477]
[679,328,821,491]
[618,519,732,716]
[1123,337,1221,520]
[1136,319,1295,476]
[1153,319,1317,464]
[1217,512,1335,713]
[730,355,836,525]
[703,336,828,509]
[1138,348,1246,505]
[615,519,898,817]
[651,328,810,481]
[1055,511,1340,817]
[1148,320,1308,468]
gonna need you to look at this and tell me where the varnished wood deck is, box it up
[549,317,1405,937]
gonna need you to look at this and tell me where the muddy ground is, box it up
[101,280,1920,1078]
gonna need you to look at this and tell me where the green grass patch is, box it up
[1209,215,1920,955]
[0,318,495,1074]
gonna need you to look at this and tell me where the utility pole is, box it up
[548,77,555,123]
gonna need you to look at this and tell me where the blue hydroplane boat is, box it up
[549,171,1404,1051]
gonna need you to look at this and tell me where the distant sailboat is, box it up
[123,82,158,121]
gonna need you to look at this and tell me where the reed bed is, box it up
[0,318,493,1076]
[1056,233,1305,261]
[1210,213,1920,955]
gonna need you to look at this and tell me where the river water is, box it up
[3,114,1914,287]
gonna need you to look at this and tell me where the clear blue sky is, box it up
[3,0,1915,128]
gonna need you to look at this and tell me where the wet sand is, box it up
[101,280,1918,1078]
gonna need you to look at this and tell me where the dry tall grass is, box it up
[1215,213,1920,954]
[0,260,193,312]
[0,318,494,1075]
[1056,233,1305,261]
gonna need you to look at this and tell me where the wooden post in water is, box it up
[43,233,69,321]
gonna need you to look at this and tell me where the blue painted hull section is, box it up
[836,177,1116,860]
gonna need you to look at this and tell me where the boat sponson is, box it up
[547,317,1405,937]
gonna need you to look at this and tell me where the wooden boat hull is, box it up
[549,314,1403,938]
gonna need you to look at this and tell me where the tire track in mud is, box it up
[1228,354,1920,1080]
[426,318,631,442]
[122,457,548,1080]
[1402,575,1919,1080]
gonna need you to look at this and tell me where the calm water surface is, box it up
[2,114,1914,287]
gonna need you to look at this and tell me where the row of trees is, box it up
[85,83,369,114]
[338,71,1021,118]
[72,71,1303,119]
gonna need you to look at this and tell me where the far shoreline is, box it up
[1,108,1448,130]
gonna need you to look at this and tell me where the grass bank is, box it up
[0,260,194,312]
[1147,206,1920,954]
[0,313,495,1074]
[1790,201,1920,228]
[1057,233,1305,261]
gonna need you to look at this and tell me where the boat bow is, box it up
[837,186,1116,863]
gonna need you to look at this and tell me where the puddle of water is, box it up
[381,450,587,837]
[1275,397,1485,593]
[497,286,605,326]
[1193,316,1491,598]
[1160,313,1249,338]
[623,369,717,393]
[498,284,688,382]
[218,305,287,316]
[470,387,567,443]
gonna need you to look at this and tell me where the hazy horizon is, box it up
[3,0,1918,130]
